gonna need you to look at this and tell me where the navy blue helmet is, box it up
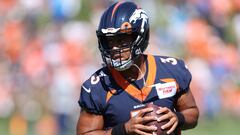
[96,1,149,71]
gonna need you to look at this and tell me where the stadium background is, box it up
[0,0,240,135]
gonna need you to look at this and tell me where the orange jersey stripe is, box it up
[141,55,157,100]
[106,89,116,102]
[110,55,157,102]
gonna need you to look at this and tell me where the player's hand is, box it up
[124,107,158,135]
[156,107,178,134]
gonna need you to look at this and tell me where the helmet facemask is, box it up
[98,32,139,71]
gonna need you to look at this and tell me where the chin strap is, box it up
[132,63,146,86]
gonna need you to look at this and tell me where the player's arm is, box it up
[175,90,199,130]
[156,58,199,134]
[77,110,112,135]
[156,90,199,134]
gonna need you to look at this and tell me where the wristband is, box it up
[175,112,185,128]
[111,123,127,135]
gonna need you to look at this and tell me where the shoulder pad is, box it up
[158,56,192,93]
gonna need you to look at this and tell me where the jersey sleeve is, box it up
[78,81,103,115]
[175,59,192,95]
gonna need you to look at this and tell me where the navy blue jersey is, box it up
[78,54,191,134]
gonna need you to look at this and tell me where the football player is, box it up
[77,1,199,135]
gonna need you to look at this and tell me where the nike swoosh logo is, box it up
[82,85,91,93]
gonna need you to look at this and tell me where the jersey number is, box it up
[160,57,177,65]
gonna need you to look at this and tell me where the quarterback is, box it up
[77,1,199,135]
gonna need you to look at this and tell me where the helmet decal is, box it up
[120,22,132,33]
[101,28,120,34]
[135,48,141,55]
[129,9,148,33]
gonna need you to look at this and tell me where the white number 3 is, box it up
[160,57,177,65]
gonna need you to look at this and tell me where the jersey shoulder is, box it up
[154,55,192,93]
[79,67,110,114]
[81,67,109,90]
[155,55,189,70]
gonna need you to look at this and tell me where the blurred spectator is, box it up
[0,0,240,135]
[9,113,28,135]
[35,114,58,135]
[49,0,81,21]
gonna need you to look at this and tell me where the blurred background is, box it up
[0,0,240,135]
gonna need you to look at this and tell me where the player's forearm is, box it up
[77,129,112,135]
[179,106,199,130]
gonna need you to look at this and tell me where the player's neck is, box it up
[120,55,146,81]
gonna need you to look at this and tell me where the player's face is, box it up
[106,34,133,61]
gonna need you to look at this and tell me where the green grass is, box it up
[1,114,240,135]
[0,118,9,135]
[183,114,240,135]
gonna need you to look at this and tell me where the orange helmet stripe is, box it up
[111,2,123,22]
